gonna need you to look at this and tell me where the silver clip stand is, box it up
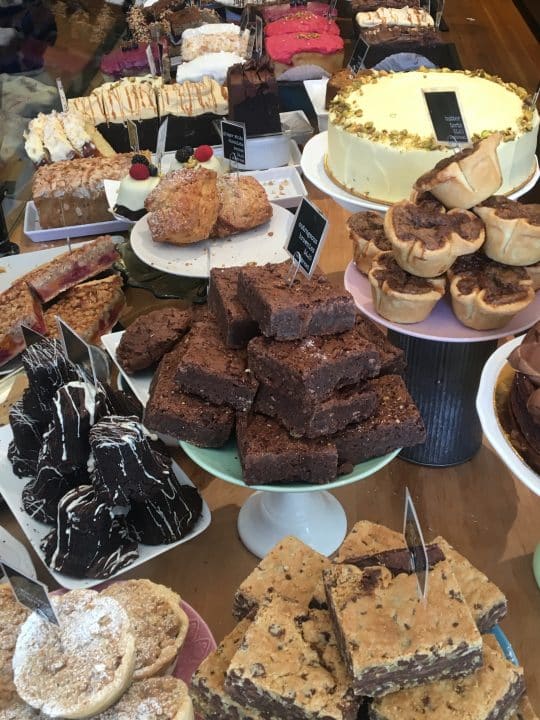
[286,252,302,288]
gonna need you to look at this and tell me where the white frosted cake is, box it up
[181,24,250,61]
[176,52,245,85]
[326,69,539,204]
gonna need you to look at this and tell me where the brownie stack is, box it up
[144,261,426,485]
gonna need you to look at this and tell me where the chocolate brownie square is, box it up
[233,535,331,620]
[144,345,234,448]
[335,375,425,466]
[248,331,381,403]
[323,562,483,697]
[225,596,361,720]
[176,320,258,412]
[116,307,191,374]
[208,266,259,349]
[237,262,357,341]
[354,316,405,375]
[254,381,378,438]
[370,637,525,720]
[236,412,338,486]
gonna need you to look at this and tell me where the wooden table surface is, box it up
[2,0,540,712]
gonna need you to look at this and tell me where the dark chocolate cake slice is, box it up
[21,338,79,412]
[226,56,281,137]
[7,398,44,478]
[41,484,138,579]
[8,442,38,480]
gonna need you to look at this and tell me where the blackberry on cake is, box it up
[207,266,259,349]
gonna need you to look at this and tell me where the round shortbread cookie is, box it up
[0,694,40,719]
[95,676,194,720]
[101,580,189,679]
[0,584,30,713]
[13,589,136,719]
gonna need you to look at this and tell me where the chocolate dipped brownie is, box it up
[208,266,259,349]
[144,345,234,448]
[237,262,357,341]
[233,535,331,620]
[175,320,258,412]
[323,561,483,697]
[225,596,361,720]
[335,375,426,466]
[248,327,381,403]
[370,637,525,720]
[254,381,378,438]
[236,411,338,486]
[116,308,191,374]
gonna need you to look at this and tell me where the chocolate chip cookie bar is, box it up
[323,562,483,697]
[370,636,525,720]
[225,596,361,720]
[233,535,331,620]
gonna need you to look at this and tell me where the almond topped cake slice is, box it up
[323,561,483,697]
[0,281,45,367]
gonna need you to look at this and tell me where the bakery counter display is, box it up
[102,261,426,557]
[189,522,537,720]
[0,577,216,717]
[0,334,210,588]
[301,68,540,212]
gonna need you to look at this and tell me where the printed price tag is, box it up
[285,198,328,278]
[127,119,140,152]
[57,318,98,386]
[403,488,430,600]
[1,562,59,625]
[156,117,169,169]
[146,43,157,76]
[423,89,469,145]
[56,78,68,112]
[21,325,46,348]
[221,119,246,166]
[348,36,370,74]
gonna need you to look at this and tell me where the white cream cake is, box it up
[326,68,539,204]
[176,51,245,85]
[181,23,250,61]
[355,6,434,27]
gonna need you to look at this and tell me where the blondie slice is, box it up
[323,562,483,697]
[514,696,539,720]
[233,535,331,620]
[225,596,361,720]
[370,637,525,720]
[176,320,258,412]
[208,266,259,349]
[238,262,356,341]
[334,520,407,565]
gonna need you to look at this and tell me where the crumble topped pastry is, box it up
[13,589,136,718]
[370,636,525,720]
[0,282,45,368]
[233,535,331,619]
[0,585,29,710]
[323,562,483,697]
[225,596,361,720]
[96,676,194,720]
[101,579,189,680]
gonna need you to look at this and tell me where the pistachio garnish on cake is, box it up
[384,199,485,277]
[473,196,540,266]
[368,251,446,323]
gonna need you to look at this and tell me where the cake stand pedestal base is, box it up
[237,490,347,559]
[534,544,540,590]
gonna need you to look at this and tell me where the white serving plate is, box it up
[130,202,293,278]
[24,201,131,243]
[303,78,329,132]
[248,167,308,209]
[0,424,211,590]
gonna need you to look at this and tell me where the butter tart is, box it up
[348,211,391,274]
[414,133,503,210]
[385,200,485,277]
[525,261,540,291]
[368,251,446,323]
[101,579,189,680]
[448,253,534,330]
[473,196,540,266]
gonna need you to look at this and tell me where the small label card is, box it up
[1,562,59,625]
[285,198,328,278]
[403,488,430,601]
[56,77,68,112]
[255,15,264,59]
[21,324,46,348]
[57,318,97,386]
[127,119,140,152]
[348,36,370,74]
[146,43,157,76]
[156,117,169,171]
[240,4,252,31]
[221,119,246,166]
[423,89,469,145]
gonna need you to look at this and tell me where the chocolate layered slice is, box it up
[335,375,426,467]
[226,56,281,137]
[248,326,381,403]
[323,561,483,697]
[175,320,259,412]
[233,535,331,620]
[208,266,259,349]
[144,345,235,448]
[370,636,525,720]
[225,596,361,720]
[238,262,357,341]
[326,68,368,109]
[254,381,377,438]
[352,0,419,11]
[359,24,442,47]
[236,412,338,486]
[116,307,192,374]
